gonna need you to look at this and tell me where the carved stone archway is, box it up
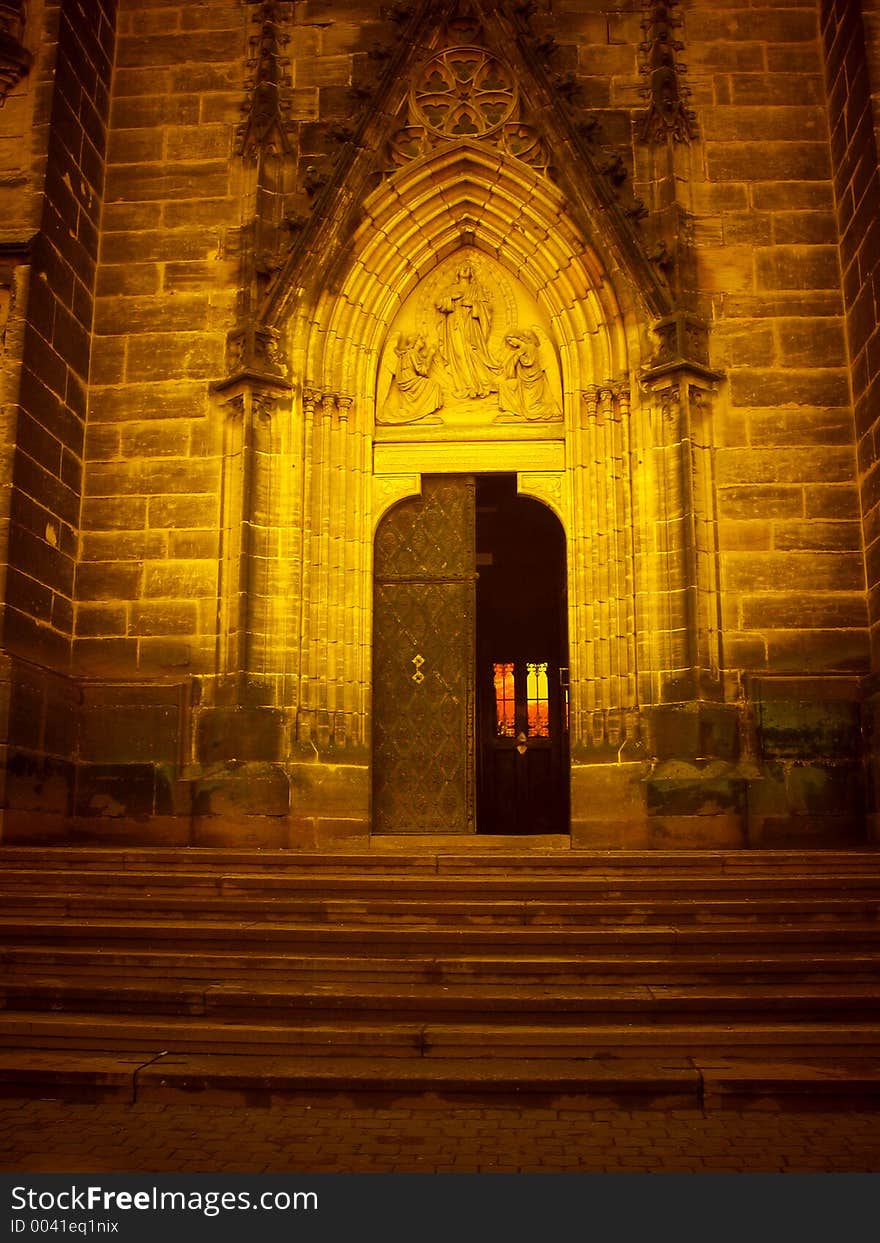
[262,141,662,838]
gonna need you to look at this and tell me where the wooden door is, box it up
[372,476,476,833]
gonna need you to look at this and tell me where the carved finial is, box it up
[0,0,32,106]
[638,0,697,144]
[236,1,292,158]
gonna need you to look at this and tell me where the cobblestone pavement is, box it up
[2,1097,880,1173]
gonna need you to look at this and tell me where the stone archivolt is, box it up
[274,136,650,758]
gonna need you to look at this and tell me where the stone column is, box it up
[635,313,745,847]
[568,376,647,847]
[195,331,294,845]
[290,386,370,845]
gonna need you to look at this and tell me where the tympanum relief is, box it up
[376,251,563,440]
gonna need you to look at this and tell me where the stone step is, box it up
[3,977,879,1023]
[4,893,879,929]
[2,846,878,875]
[3,1048,880,1108]
[5,867,880,899]
[2,1012,880,1059]
[4,945,879,985]
[2,916,878,952]
[0,1049,702,1105]
[3,846,878,1102]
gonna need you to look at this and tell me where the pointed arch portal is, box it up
[207,0,736,847]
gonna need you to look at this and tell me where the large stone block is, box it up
[718,485,803,520]
[196,707,284,764]
[723,551,864,593]
[289,760,369,823]
[646,775,747,819]
[764,628,869,672]
[641,814,747,851]
[645,704,740,764]
[75,763,157,820]
[570,762,648,849]
[192,762,290,818]
[79,704,180,765]
[6,752,74,816]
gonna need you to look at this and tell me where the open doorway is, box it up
[476,476,569,834]
[372,474,569,835]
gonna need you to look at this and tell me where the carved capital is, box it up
[642,375,717,439]
[252,389,280,421]
[213,382,284,424]
[582,377,631,424]
[641,313,723,386]
[213,323,293,399]
[302,386,322,414]
[0,1,32,106]
[659,384,681,431]
[220,392,247,420]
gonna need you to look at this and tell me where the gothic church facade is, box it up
[0,0,878,849]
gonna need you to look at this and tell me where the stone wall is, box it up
[11,0,116,666]
[820,0,880,836]
[1,0,116,838]
[0,0,876,845]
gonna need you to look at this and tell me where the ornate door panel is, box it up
[372,476,476,834]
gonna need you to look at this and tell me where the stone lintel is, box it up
[374,440,565,475]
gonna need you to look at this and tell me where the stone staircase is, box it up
[1,844,880,1107]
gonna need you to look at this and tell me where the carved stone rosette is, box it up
[388,42,551,175]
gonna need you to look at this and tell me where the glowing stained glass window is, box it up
[493,662,516,737]
[526,661,550,737]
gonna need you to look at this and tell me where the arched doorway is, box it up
[372,474,569,835]
[476,476,569,834]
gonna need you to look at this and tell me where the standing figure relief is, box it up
[434,262,498,400]
[377,256,562,427]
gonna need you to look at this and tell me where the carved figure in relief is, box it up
[376,252,563,428]
[380,332,444,424]
[434,263,499,399]
[496,329,561,422]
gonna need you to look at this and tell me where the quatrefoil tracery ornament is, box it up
[411,47,517,139]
